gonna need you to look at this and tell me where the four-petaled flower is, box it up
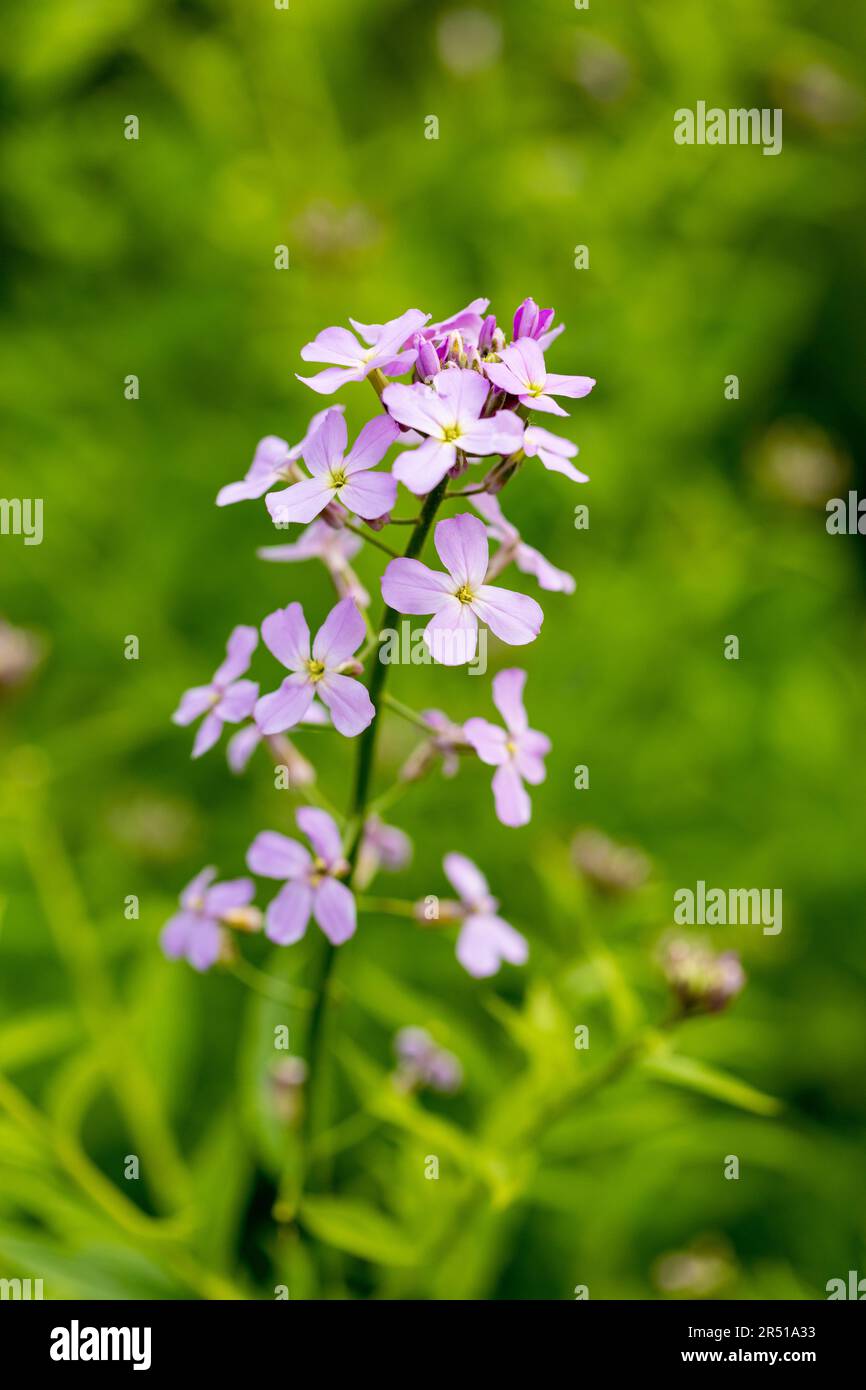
[464,668,551,827]
[161,866,258,972]
[255,596,374,737]
[247,809,356,946]
[172,625,259,758]
[383,368,523,495]
[381,513,543,665]
[266,409,399,525]
[298,308,430,394]
[471,492,576,593]
[215,407,340,507]
[442,853,528,978]
[484,338,595,416]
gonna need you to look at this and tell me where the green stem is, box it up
[357,895,418,918]
[381,692,432,732]
[343,520,399,559]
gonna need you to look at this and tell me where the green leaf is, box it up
[300,1196,418,1268]
[641,1050,782,1116]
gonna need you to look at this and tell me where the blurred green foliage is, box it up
[1,0,865,1300]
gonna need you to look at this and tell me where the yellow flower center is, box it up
[455,584,474,604]
[329,468,347,488]
[442,425,461,442]
[306,659,326,681]
[505,739,517,755]
[309,856,329,886]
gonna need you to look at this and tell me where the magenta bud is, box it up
[321,499,347,529]
[415,337,440,382]
[366,511,392,531]
[478,314,498,352]
[512,296,539,340]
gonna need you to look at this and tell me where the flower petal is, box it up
[215,679,259,723]
[492,762,531,827]
[204,877,255,916]
[313,597,365,667]
[247,830,311,880]
[192,711,224,759]
[491,668,528,734]
[463,716,509,766]
[472,584,543,645]
[424,601,478,666]
[296,806,344,863]
[317,672,375,736]
[180,866,217,909]
[172,684,216,726]
[443,851,490,906]
[434,512,488,589]
[382,381,443,435]
[338,470,397,520]
[381,557,454,615]
[160,911,197,960]
[544,373,596,399]
[213,625,259,686]
[392,438,456,495]
[266,882,313,945]
[254,673,315,735]
[296,365,366,394]
[344,415,400,473]
[300,325,364,368]
[312,877,357,945]
[226,723,261,773]
[261,602,311,671]
[186,919,223,972]
[266,476,334,526]
[456,913,528,977]
[302,407,348,476]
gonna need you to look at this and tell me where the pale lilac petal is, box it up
[344,415,400,473]
[338,470,397,520]
[523,425,588,482]
[443,851,490,906]
[216,437,290,506]
[296,366,366,394]
[371,308,430,359]
[424,601,478,666]
[381,382,443,435]
[317,672,375,736]
[483,360,527,397]
[491,668,528,735]
[392,438,456,495]
[512,338,546,383]
[536,322,565,351]
[254,674,315,735]
[381,557,454,615]
[312,597,365,667]
[544,373,596,399]
[312,878,357,945]
[215,679,259,723]
[261,602,311,671]
[247,830,311,880]
[472,585,543,646]
[457,913,528,978]
[434,513,488,589]
[514,543,576,594]
[186,919,223,972]
[463,716,509,766]
[213,624,258,686]
[300,325,365,368]
[160,911,197,960]
[266,476,334,526]
[192,711,224,759]
[514,729,550,785]
[216,475,276,507]
[172,684,215,726]
[492,763,531,827]
[204,877,255,916]
[302,408,347,476]
[296,806,343,864]
[266,882,313,945]
[226,723,261,773]
[460,410,524,457]
[180,866,217,909]
[435,366,489,427]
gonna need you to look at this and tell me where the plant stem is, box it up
[357,895,418,918]
[343,520,399,559]
[381,692,432,732]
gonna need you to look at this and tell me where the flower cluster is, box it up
[164,296,595,980]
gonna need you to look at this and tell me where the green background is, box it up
[1,0,865,1300]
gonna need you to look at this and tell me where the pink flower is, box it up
[172,625,259,758]
[382,368,523,495]
[523,424,589,482]
[266,409,399,525]
[247,808,355,946]
[464,669,551,827]
[215,407,340,506]
[443,853,528,978]
[161,867,257,972]
[381,512,543,666]
[297,308,430,394]
[255,597,374,737]
[471,492,576,594]
[355,815,413,890]
[258,518,370,608]
[484,338,595,417]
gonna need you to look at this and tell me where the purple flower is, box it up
[442,852,528,978]
[215,407,340,507]
[297,308,430,394]
[464,669,550,827]
[172,625,259,758]
[419,297,491,347]
[382,368,523,495]
[255,596,374,737]
[393,1027,462,1094]
[381,512,543,666]
[247,808,355,946]
[484,338,595,417]
[523,424,589,482]
[266,409,399,525]
[471,492,576,594]
[355,814,412,890]
[511,297,564,351]
[258,519,370,608]
[161,866,257,972]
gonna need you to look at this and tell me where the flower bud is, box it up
[478,314,498,352]
[415,335,441,383]
[512,296,539,340]
[661,937,746,1016]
